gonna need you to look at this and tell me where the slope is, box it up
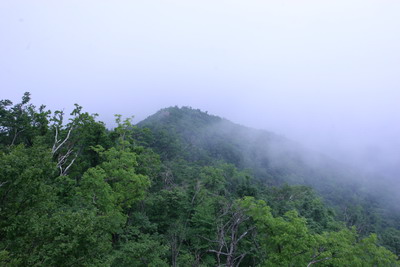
[138,106,400,235]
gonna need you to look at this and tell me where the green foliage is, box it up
[0,92,51,147]
[240,197,399,266]
[200,166,227,194]
[262,184,339,233]
[94,146,150,209]
[32,209,116,267]
[381,227,400,256]
[0,144,120,266]
[112,230,168,267]
[1,95,399,266]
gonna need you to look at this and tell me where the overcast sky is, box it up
[1,0,400,170]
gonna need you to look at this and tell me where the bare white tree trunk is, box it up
[207,204,254,267]
[307,257,331,267]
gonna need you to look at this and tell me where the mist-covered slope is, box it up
[139,107,358,192]
[138,106,399,231]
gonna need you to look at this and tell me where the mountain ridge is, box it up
[137,106,400,232]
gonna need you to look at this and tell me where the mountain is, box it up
[138,106,400,232]
[138,106,358,193]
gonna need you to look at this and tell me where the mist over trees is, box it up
[0,93,399,266]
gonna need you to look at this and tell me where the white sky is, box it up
[1,0,400,169]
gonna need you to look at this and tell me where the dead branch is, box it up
[52,126,73,155]
[307,257,332,267]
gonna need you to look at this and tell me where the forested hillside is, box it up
[0,93,399,266]
[139,107,400,235]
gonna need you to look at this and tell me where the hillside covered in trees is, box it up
[1,93,399,266]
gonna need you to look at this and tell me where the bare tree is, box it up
[50,108,85,176]
[207,203,255,267]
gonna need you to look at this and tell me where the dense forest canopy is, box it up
[0,93,399,266]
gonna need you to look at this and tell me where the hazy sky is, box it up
[1,1,400,169]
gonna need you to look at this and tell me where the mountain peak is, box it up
[139,106,223,128]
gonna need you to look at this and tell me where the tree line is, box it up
[0,93,398,266]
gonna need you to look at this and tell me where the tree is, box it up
[206,201,255,267]
[0,92,50,147]
[240,197,399,267]
[50,105,110,177]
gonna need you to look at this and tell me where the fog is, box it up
[1,1,400,180]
